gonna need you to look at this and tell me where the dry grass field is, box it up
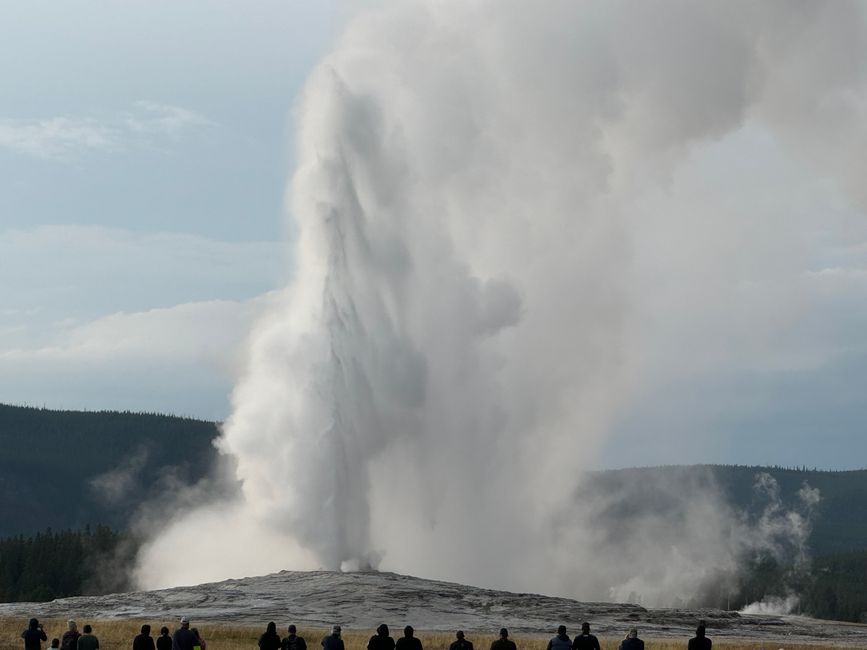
[0,619,852,650]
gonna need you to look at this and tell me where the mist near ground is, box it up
[135,1,867,605]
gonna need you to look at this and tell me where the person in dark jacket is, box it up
[282,625,307,650]
[489,629,516,650]
[394,626,422,650]
[687,624,711,650]
[61,621,81,650]
[321,626,344,650]
[571,623,599,650]
[172,618,197,650]
[448,631,473,650]
[368,624,395,650]
[546,626,570,650]
[156,628,172,650]
[618,628,643,650]
[259,622,281,650]
[133,625,156,650]
[76,626,99,650]
[23,619,48,650]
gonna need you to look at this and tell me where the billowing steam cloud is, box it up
[136,0,866,602]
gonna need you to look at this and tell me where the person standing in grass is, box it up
[571,623,600,650]
[133,625,156,650]
[490,628,516,650]
[76,625,99,650]
[368,624,395,650]
[259,622,281,650]
[190,628,206,650]
[688,623,712,650]
[546,626,571,650]
[321,625,344,650]
[156,628,172,650]
[395,626,423,650]
[449,630,473,650]
[282,625,307,650]
[61,620,80,650]
[618,628,643,650]
[172,617,197,650]
[22,618,48,650]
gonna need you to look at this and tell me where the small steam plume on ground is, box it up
[136,1,866,603]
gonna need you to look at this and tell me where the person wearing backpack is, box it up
[282,625,307,650]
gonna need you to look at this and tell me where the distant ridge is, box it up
[2,403,867,555]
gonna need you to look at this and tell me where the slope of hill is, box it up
[1,570,866,646]
[0,404,220,537]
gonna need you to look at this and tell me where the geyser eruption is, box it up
[137,1,867,603]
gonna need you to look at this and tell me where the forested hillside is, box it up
[0,404,219,537]
[2,404,867,621]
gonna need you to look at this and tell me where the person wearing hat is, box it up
[490,629,517,650]
[172,618,197,650]
[368,624,395,650]
[282,625,307,650]
[449,631,473,650]
[395,626,422,650]
[321,626,344,650]
[618,628,643,650]
[571,623,599,650]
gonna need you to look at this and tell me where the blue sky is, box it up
[1,1,338,418]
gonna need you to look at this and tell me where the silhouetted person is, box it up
[571,623,599,650]
[687,624,711,650]
[449,631,473,650]
[368,625,395,650]
[172,618,197,650]
[321,626,344,650]
[190,628,205,650]
[259,622,281,650]
[547,626,570,650]
[490,629,516,650]
[61,621,80,650]
[618,628,643,650]
[134,625,156,650]
[22,618,48,650]
[51,641,60,649]
[395,626,422,650]
[282,625,307,650]
[156,628,172,650]
[77,626,99,650]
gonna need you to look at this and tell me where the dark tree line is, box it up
[0,526,137,602]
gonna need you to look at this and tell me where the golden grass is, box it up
[0,618,850,650]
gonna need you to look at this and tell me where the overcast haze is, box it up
[2,1,867,472]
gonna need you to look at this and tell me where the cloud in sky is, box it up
[0,295,270,419]
[0,225,286,418]
[0,101,214,161]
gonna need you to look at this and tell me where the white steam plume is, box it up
[136,1,867,601]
